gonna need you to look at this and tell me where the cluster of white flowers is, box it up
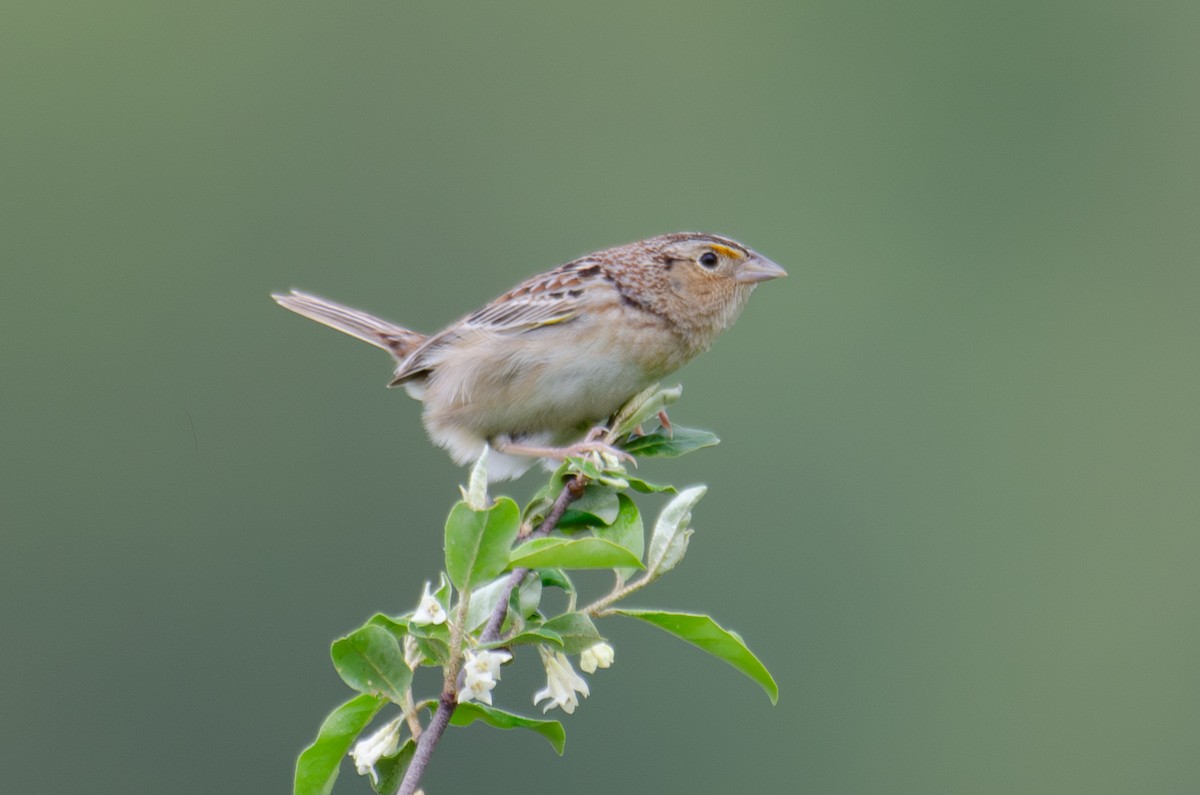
[532,642,614,714]
[348,716,402,786]
[456,648,513,706]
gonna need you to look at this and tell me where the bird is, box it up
[273,232,786,480]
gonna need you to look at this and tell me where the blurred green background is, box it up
[4,1,1198,792]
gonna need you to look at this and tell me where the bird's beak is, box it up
[735,254,788,284]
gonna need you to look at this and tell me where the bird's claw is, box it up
[565,439,635,465]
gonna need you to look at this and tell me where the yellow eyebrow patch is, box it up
[710,244,744,260]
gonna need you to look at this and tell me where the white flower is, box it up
[533,647,590,714]
[458,675,495,705]
[456,648,512,706]
[465,648,511,681]
[457,673,497,705]
[349,716,402,785]
[411,581,446,625]
[579,641,614,674]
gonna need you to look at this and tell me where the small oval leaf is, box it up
[646,486,705,579]
[621,425,720,458]
[445,497,521,589]
[616,609,778,704]
[331,625,413,703]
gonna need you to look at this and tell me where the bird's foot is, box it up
[493,432,634,469]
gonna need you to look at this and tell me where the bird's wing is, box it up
[389,258,603,385]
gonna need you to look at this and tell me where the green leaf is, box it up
[406,619,450,666]
[465,574,516,631]
[430,572,453,608]
[557,483,620,528]
[563,455,601,479]
[608,383,682,439]
[646,486,705,579]
[626,476,677,494]
[616,609,779,704]
[594,494,644,584]
[522,464,572,525]
[445,497,521,590]
[518,573,543,618]
[539,567,574,594]
[564,456,630,488]
[621,425,720,458]
[540,611,603,654]
[365,614,408,642]
[331,625,413,703]
[370,738,416,794]
[503,625,565,648]
[294,694,385,795]
[509,537,644,571]
[450,702,566,755]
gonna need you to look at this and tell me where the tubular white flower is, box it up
[411,581,446,625]
[533,647,590,714]
[579,641,614,674]
[349,716,402,785]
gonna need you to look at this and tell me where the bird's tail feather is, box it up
[272,290,425,362]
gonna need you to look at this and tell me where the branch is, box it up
[481,475,586,643]
[396,691,455,795]
[396,474,586,795]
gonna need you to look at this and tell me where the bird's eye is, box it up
[698,251,719,269]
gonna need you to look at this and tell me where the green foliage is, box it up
[606,383,682,439]
[646,486,706,579]
[615,610,780,704]
[295,695,385,795]
[331,625,413,703]
[445,497,521,589]
[509,536,644,570]
[537,612,604,654]
[557,483,621,527]
[296,386,777,795]
[450,702,566,755]
[620,426,720,458]
[368,739,416,794]
[625,476,676,494]
[593,494,643,584]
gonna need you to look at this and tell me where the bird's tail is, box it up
[272,290,426,362]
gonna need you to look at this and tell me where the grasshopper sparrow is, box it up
[274,232,785,480]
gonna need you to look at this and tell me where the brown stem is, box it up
[396,690,455,795]
[396,474,586,795]
[481,475,585,643]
